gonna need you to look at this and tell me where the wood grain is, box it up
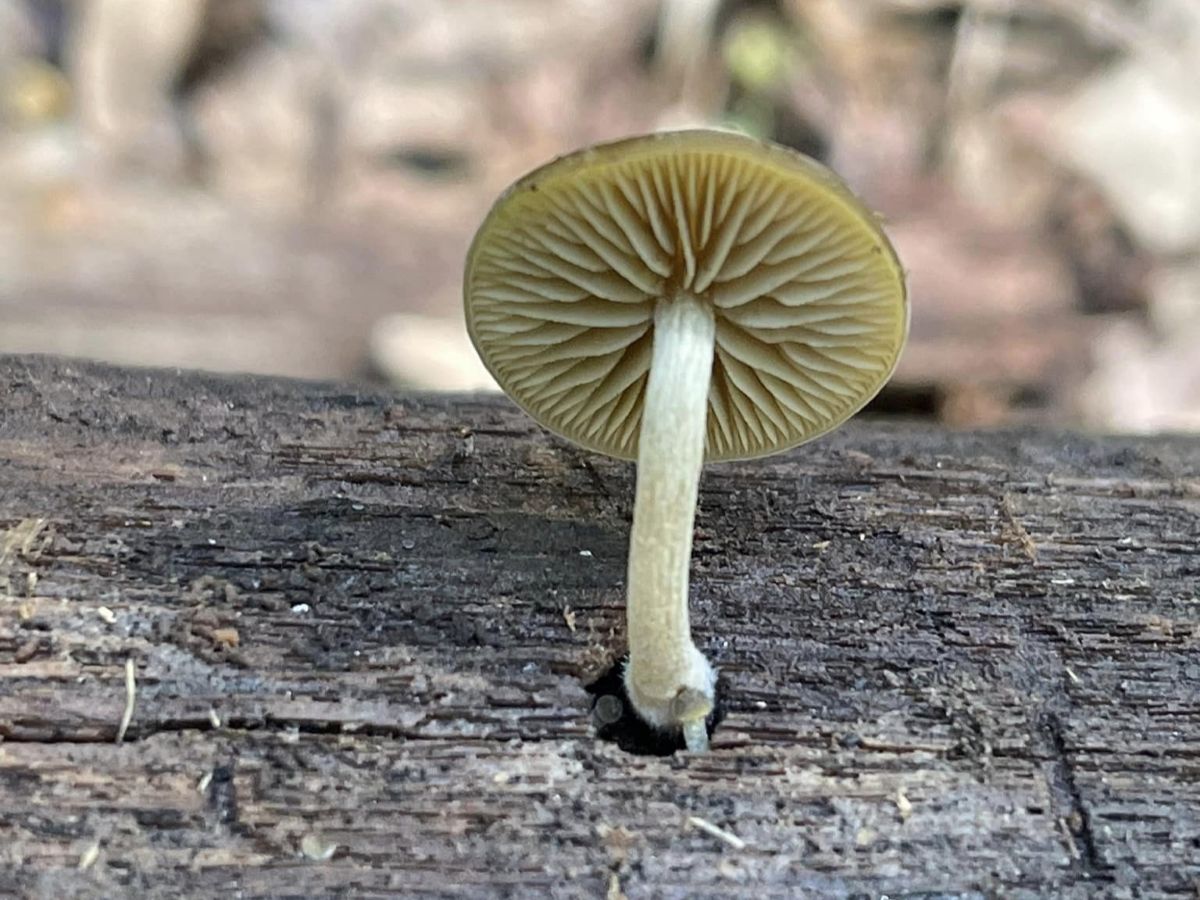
[0,355,1197,898]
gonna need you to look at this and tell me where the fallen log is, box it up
[0,354,1197,898]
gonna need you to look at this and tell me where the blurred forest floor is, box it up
[1,0,1198,432]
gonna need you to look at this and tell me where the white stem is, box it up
[624,293,716,750]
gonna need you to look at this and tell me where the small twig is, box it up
[115,657,137,743]
[686,815,746,850]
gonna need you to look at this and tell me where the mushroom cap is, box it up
[464,129,908,462]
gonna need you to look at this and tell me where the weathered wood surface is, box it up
[0,354,1197,899]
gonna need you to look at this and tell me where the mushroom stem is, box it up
[624,292,716,751]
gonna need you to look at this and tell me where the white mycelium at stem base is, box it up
[624,292,717,752]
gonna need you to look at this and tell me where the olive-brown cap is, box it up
[464,129,908,462]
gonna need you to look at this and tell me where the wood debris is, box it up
[300,833,339,861]
[597,823,638,862]
[896,786,913,821]
[686,815,746,850]
[0,517,48,567]
[999,494,1039,561]
[77,840,101,871]
[14,638,41,663]
[115,657,137,743]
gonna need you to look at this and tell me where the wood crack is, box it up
[1040,710,1111,880]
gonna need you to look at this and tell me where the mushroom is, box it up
[463,130,908,752]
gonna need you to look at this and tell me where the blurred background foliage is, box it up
[1,0,1197,432]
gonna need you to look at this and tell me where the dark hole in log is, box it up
[585,655,727,757]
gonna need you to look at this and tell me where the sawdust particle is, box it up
[896,786,913,821]
[77,840,101,870]
[300,833,339,861]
